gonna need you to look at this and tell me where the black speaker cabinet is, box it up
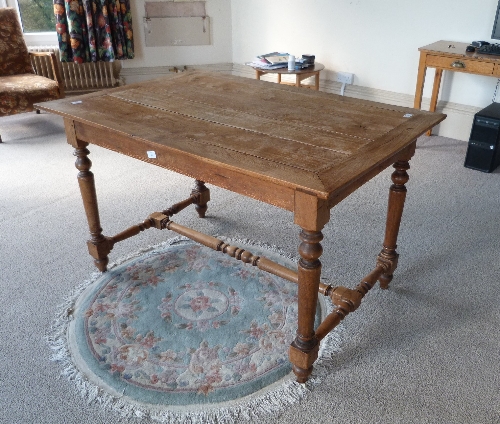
[464,103,500,172]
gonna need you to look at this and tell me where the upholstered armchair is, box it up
[0,7,64,142]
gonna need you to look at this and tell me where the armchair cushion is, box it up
[0,74,60,116]
[0,8,33,77]
[0,8,62,119]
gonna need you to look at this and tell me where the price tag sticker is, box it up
[147,151,157,159]
[71,100,83,105]
[403,113,413,118]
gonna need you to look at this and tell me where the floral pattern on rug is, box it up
[76,241,317,403]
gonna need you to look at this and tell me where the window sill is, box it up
[24,32,58,47]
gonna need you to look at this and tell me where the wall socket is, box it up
[336,71,354,85]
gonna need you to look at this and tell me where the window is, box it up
[18,0,55,32]
[3,0,57,46]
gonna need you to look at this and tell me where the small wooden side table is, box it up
[414,40,500,135]
[253,63,324,90]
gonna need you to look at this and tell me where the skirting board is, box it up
[120,63,481,141]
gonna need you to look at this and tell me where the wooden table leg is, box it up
[73,141,111,272]
[191,180,210,218]
[63,117,111,272]
[290,191,330,382]
[429,68,443,113]
[414,51,442,136]
[289,229,322,383]
[421,68,443,136]
[377,160,411,289]
[314,71,320,90]
[414,52,427,110]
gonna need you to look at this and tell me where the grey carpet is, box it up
[0,111,499,424]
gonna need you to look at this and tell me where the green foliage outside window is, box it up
[18,0,55,32]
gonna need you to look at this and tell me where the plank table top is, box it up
[37,71,445,211]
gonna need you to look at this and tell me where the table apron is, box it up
[71,120,299,212]
[425,54,495,75]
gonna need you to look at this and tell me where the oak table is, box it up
[36,72,445,383]
[253,62,325,90]
[414,40,500,135]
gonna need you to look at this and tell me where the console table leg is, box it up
[425,68,443,136]
[289,229,322,383]
[73,142,111,272]
[414,52,427,110]
[377,160,410,289]
[429,69,443,113]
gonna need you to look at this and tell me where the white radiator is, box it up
[28,46,121,93]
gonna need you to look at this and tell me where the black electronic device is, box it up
[477,43,500,55]
[493,0,500,39]
[464,103,500,172]
[302,54,315,65]
[472,41,490,47]
[466,45,476,52]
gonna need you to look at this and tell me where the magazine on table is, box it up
[247,52,310,70]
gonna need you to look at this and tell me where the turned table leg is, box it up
[289,229,322,383]
[191,180,210,218]
[73,142,111,272]
[377,160,410,289]
[290,191,330,383]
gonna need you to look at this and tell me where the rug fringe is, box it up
[46,237,343,423]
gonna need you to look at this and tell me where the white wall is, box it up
[231,0,499,105]
[122,0,232,72]
[231,0,500,139]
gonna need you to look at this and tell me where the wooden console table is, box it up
[253,63,324,90]
[36,72,444,383]
[415,40,500,134]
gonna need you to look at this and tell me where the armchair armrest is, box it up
[29,51,65,98]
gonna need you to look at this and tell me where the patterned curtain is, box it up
[53,0,134,63]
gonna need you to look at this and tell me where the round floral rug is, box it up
[48,238,342,423]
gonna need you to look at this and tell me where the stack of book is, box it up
[246,52,309,70]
